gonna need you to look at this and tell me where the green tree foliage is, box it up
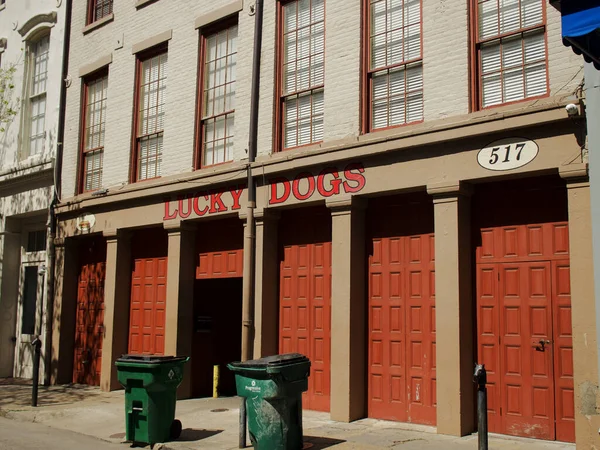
[0,63,19,133]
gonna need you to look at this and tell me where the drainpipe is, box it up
[240,1,263,447]
[241,0,263,365]
[44,0,72,386]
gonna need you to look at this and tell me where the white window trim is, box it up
[19,32,50,161]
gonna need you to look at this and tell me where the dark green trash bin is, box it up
[228,353,311,450]
[115,355,189,445]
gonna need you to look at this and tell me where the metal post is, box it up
[473,363,488,450]
[31,337,42,407]
[213,365,219,398]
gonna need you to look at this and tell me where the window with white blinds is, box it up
[280,0,324,150]
[135,50,167,181]
[82,72,107,192]
[201,23,237,167]
[368,0,423,131]
[87,0,113,25]
[27,35,49,157]
[477,0,547,108]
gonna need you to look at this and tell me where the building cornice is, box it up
[55,99,576,216]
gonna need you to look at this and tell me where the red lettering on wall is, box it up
[178,195,193,219]
[343,163,366,193]
[209,192,228,214]
[269,177,291,205]
[292,172,316,201]
[193,192,209,217]
[163,199,178,220]
[231,186,244,210]
[317,168,342,197]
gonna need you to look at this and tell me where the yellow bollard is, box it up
[213,365,219,398]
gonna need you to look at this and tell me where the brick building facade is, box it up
[51,0,599,447]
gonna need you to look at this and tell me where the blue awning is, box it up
[562,1,600,37]
[560,0,600,68]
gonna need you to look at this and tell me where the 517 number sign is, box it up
[477,138,539,171]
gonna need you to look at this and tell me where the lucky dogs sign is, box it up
[163,163,366,220]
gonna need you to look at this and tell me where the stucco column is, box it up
[327,196,366,422]
[100,230,132,391]
[164,223,196,399]
[253,208,280,358]
[50,238,78,385]
[560,165,600,447]
[427,182,474,436]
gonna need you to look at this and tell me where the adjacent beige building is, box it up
[52,0,600,447]
[0,0,68,383]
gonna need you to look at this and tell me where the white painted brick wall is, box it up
[323,0,361,141]
[547,5,585,99]
[256,2,276,159]
[62,1,585,199]
[423,0,470,120]
[63,0,257,196]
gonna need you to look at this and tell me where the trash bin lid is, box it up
[116,354,188,364]
[229,353,309,369]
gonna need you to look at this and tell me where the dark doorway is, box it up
[191,278,243,398]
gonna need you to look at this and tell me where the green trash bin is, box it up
[228,353,310,450]
[115,355,189,445]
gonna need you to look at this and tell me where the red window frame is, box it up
[275,0,325,152]
[361,0,424,134]
[86,0,113,25]
[78,68,108,194]
[195,17,238,169]
[130,44,168,183]
[470,0,549,111]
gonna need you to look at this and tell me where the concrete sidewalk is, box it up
[0,380,574,450]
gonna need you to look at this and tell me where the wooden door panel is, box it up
[478,256,574,442]
[499,262,554,440]
[129,257,167,355]
[477,264,501,431]
[552,261,575,442]
[73,261,105,386]
[368,233,435,425]
[279,242,331,412]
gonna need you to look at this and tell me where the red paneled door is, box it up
[279,242,331,412]
[129,257,167,355]
[73,261,106,385]
[477,223,574,442]
[368,233,436,424]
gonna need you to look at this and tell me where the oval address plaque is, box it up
[477,138,539,171]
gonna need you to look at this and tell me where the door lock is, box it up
[533,339,551,351]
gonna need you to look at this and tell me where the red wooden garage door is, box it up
[129,257,167,355]
[73,242,106,386]
[368,233,436,424]
[279,242,332,412]
[477,223,574,442]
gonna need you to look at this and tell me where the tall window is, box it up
[133,48,167,181]
[475,0,547,108]
[81,71,107,192]
[278,0,325,150]
[365,0,423,132]
[199,22,238,167]
[87,0,113,25]
[27,35,49,157]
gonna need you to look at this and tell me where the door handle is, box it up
[533,339,551,351]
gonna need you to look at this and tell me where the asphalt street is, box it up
[0,417,123,450]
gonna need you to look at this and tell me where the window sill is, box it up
[82,13,114,35]
[135,0,159,9]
